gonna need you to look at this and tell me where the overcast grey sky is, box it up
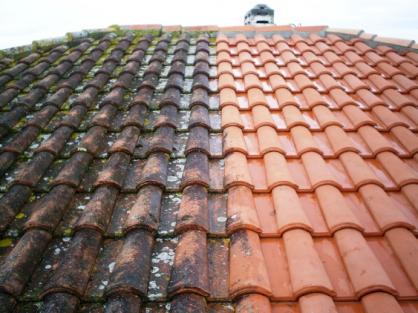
[1,0,417,49]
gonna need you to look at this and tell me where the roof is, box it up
[0,23,417,313]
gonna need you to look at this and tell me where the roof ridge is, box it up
[1,24,417,59]
[326,27,416,51]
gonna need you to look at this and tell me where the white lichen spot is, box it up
[152,247,175,265]
[151,266,159,274]
[217,216,227,223]
[62,237,71,242]
[148,292,163,300]
[54,248,61,255]
[77,204,86,211]
[108,262,115,273]
[149,280,157,289]
[171,197,181,204]
[44,264,52,270]
[5,229,19,237]
[167,176,177,182]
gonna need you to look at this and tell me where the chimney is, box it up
[244,4,274,25]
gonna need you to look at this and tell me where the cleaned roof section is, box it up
[219,31,418,312]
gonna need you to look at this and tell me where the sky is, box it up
[1,0,417,49]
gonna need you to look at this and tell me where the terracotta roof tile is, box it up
[0,25,417,312]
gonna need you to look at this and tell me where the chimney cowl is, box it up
[244,4,275,25]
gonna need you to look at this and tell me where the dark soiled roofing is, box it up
[0,30,230,313]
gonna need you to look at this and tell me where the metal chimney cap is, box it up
[245,4,275,25]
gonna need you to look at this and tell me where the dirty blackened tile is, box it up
[138,152,169,189]
[77,126,107,156]
[165,158,185,191]
[155,105,178,129]
[106,193,137,236]
[84,239,123,301]
[178,94,191,110]
[208,238,229,300]
[94,152,130,189]
[172,132,188,158]
[41,229,102,298]
[122,159,147,192]
[41,292,79,313]
[176,185,209,233]
[170,293,207,313]
[109,126,140,155]
[55,192,92,236]
[78,157,106,192]
[158,192,181,236]
[0,293,16,312]
[0,185,32,231]
[106,230,153,298]
[58,132,84,157]
[21,236,73,300]
[124,185,163,233]
[208,303,234,313]
[24,185,76,231]
[168,230,209,297]
[13,151,55,187]
[147,237,177,301]
[176,110,191,131]
[185,126,210,155]
[0,229,51,297]
[36,127,73,157]
[134,132,153,158]
[181,152,209,189]
[75,185,119,233]
[141,302,172,313]
[103,293,142,313]
[51,152,93,188]
[148,126,175,155]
